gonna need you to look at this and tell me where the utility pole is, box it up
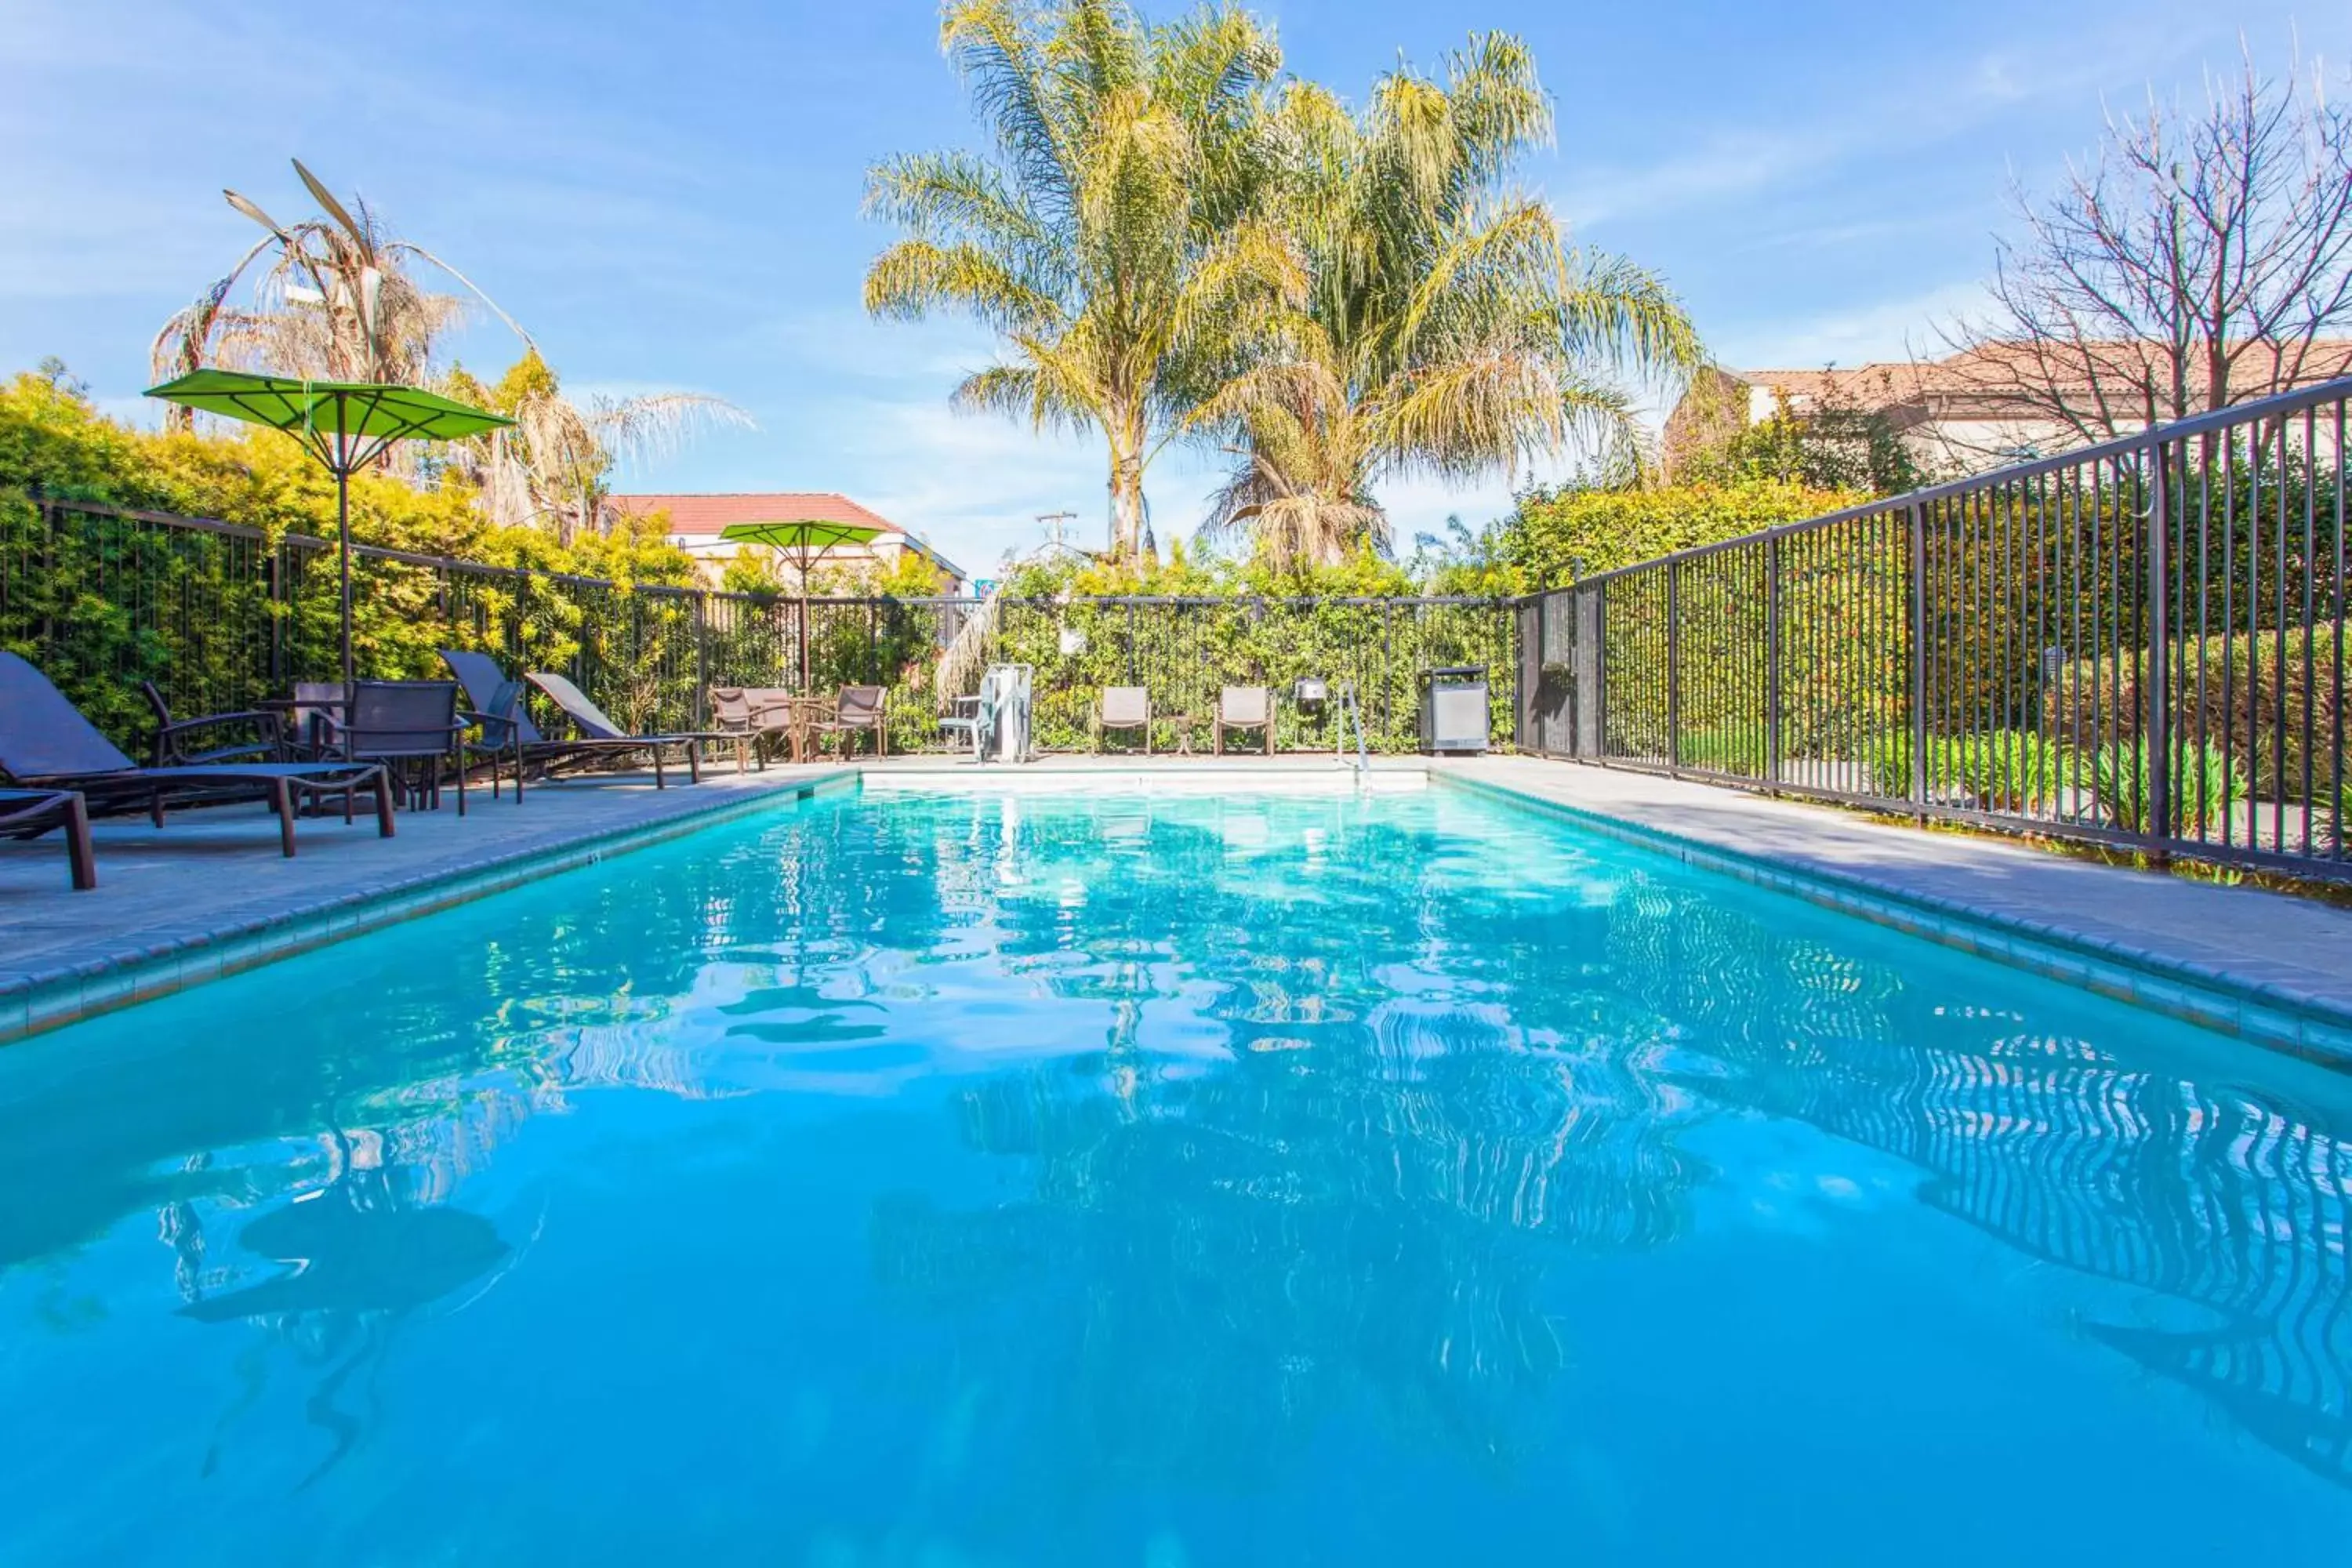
[1037,510,1078,553]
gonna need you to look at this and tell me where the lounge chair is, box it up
[814,685,887,759]
[0,789,97,891]
[1214,685,1275,756]
[0,652,394,857]
[525,670,738,787]
[1092,686,1152,755]
[442,651,739,793]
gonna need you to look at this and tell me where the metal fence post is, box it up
[1908,500,1928,815]
[2144,437,2173,849]
[1766,534,1783,786]
[693,590,710,727]
[1666,557,1681,772]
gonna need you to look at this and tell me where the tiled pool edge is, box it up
[1433,769,2352,1069]
[0,771,856,1044]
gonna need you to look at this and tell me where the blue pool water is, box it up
[2,782,2348,1563]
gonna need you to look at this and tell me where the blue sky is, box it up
[1,0,2323,574]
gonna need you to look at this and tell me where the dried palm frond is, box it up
[152,159,532,441]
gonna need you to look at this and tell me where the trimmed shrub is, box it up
[2045,622,2347,804]
[2089,739,2249,837]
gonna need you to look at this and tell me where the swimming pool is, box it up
[2,781,2347,1562]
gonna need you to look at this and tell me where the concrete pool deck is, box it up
[3,751,2348,1058]
[0,764,855,1040]
[1443,758,2352,1058]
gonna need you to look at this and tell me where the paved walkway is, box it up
[0,764,853,1039]
[1444,757,2352,1053]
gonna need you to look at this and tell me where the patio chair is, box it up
[139,682,284,767]
[814,685,888,759]
[1092,686,1152,755]
[1214,685,1275,756]
[524,670,739,787]
[284,681,348,760]
[0,789,97,891]
[313,681,471,815]
[0,652,394,857]
[706,687,794,768]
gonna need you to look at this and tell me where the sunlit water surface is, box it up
[2,784,2348,1564]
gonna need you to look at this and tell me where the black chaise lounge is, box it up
[439,651,735,793]
[0,789,97,890]
[0,653,395,857]
[526,671,739,787]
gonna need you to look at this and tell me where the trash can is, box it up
[1417,666,1490,755]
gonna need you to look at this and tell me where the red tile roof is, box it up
[608,491,898,537]
[608,491,967,582]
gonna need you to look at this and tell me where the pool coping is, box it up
[0,768,858,1043]
[9,757,2347,1068]
[1429,768,2352,1068]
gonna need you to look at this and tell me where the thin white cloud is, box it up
[1550,16,2236,230]
[1717,280,1994,371]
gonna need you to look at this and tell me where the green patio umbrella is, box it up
[718,519,886,688]
[145,369,513,701]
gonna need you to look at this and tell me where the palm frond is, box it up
[863,238,1064,332]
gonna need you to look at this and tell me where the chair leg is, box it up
[271,779,297,857]
[64,794,96,891]
[1214,724,1223,756]
[456,748,467,817]
[372,770,397,838]
[653,747,666,789]
[688,740,702,784]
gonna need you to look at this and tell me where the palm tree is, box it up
[447,351,755,543]
[151,159,527,430]
[1202,36,1703,569]
[864,0,1303,561]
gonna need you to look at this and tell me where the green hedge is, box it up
[2043,622,2347,805]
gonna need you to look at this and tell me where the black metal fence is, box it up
[2,499,1516,757]
[1519,376,2352,880]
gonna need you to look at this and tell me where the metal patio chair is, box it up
[1092,686,1152,755]
[814,685,888,759]
[314,681,471,814]
[1214,686,1276,756]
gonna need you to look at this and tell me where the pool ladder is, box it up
[1334,684,1370,780]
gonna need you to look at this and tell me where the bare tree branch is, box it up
[1944,42,2352,455]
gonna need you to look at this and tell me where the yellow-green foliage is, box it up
[988,544,1506,753]
[1499,478,1859,587]
[1,370,694,577]
[1,369,702,744]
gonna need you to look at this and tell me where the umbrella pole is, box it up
[336,393,356,728]
[338,464,355,701]
[797,540,814,691]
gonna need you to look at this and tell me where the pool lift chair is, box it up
[940,663,1033,763]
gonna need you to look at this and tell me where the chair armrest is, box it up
[159,709,281,739]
